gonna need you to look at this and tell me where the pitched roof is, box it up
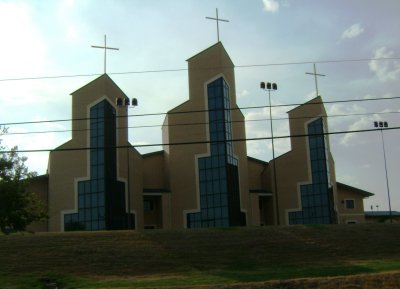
[186,41,234,67]
[287,95,324,114]
[70,73,129,99]
[142,150,164,158]
[337,182,374,198]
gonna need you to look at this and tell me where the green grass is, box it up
[1,261,400,289]
[0,224,399,288]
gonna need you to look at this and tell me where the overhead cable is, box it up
[0,57,399,82]
[3,110,400,136]
[1,95,399,127]
[1,126,398,154]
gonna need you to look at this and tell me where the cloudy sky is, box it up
[0,0,399,212]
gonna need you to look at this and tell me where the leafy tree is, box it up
[0,127,47,234]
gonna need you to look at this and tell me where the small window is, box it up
[345,199,355,209]
[144,199,155,212]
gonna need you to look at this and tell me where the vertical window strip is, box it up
[289,118,332,225]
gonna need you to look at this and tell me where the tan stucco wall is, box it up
[142,151,171,229]
[48,75,142,231]
[337,186,367,224]
[273,97,338,225]
[48,146,86,231]
[247,159,268,191]
[130,147,143,229]
[164,100,208,228]
[162,43,250,228]
[247,158,270,226]
[143,152,166,189]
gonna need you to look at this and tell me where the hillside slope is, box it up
[0,224,399,288]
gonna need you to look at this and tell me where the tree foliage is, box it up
[0,128,47,234]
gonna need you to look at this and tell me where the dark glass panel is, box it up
[288,118,333,225]
[188,77,245,228]
[65,100,134,231]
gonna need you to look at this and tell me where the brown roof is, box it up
[70,73,129,99]
[186,41,233,66]
[337,182,374,198]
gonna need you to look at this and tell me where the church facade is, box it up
[28,42,372,232]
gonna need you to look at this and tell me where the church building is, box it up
[28,42,373,232]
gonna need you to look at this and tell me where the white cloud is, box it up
[369,47,400,82]
[56,0,85,43]
[336,173,360,188]
[244,103,290,160]
[327,103,367,126]
[1,120,70,174]
[60,0,76,8]
[238,89,249,99]
[262,0,279,13]
[339,116,374,146]
[341,24,364,39]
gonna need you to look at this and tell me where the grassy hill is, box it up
[0,224,400,288]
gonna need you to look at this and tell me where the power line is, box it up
[3,110,400,136]
[0,57,399,82]
[1,95,400,127]
[235,57,400,68]
[0,73,101,82]
[1,126,398,154]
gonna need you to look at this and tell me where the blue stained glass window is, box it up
[187,77,246,228]
[98,179,104,191]
[64,100,134,231]
[288,118,334,225]
[91,180,98,192]
[206,182,212,193]
[98,193,104,206]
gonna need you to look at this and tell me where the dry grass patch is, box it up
[0,224,399,288]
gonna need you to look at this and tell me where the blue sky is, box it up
[0,0,399,212]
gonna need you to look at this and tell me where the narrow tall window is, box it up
[64,100,134,231]
[187,77,245,228]
[345,200,355,209]
[288,118,335,225]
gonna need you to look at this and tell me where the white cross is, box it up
[91,35,119,74]
[306,64,326,97]
[206,8,229,42]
